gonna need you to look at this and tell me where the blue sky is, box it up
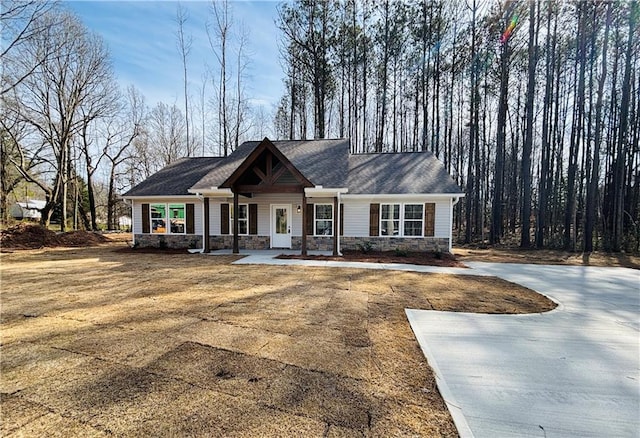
[66,0,285,110]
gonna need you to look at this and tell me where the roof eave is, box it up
[187,187,234,197]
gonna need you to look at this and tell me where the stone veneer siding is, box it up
[135,234,449,253]
[208,235,271,250]
[340,236,450,252]
[134,234,202,249]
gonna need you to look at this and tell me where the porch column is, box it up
[301,194,307,255]
[232,191,239,254]
[333,196,338,256]
[203,197,210,253]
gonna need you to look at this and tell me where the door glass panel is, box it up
[276,208,287,234]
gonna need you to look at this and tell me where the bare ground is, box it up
[1,243,555,437]
[455,247,640,269]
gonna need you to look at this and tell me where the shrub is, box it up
[357,241,374,254]
[394,248,408,257]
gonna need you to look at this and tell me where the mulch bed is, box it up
[0,223,110,250]
[277,249,466,267]
[114,246,191,254]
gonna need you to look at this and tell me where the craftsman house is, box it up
[122,138,463,254]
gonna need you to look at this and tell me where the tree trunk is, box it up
[612,1,636,251]
[491,28,509,245]
[585,2,611,253]
[521,0,537,248]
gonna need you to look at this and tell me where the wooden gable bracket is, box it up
[220,137,313,193]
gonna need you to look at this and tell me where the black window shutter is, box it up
[186,203,195,234]
[221,203,230,234]
[249,204,258,235]
[142,203,150,233]
[340,203,344,236]
[306,203,314,235]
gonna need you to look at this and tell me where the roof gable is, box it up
[220,138,313,191]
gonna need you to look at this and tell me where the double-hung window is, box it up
[379,203,425,237]
[380,204,400,236]
[315,204,333,236]
[150,203,185,234]
[151,204,166,233]
[230,204,248,235]
[403,204,424,236]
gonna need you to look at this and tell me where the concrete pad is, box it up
[407,263,640,437]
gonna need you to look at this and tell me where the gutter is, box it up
[195,193,206,254]
[337,191,343,256]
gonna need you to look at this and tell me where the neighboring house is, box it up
[118,216,132,230]
[122,138,464,254]
[9,200,46,221]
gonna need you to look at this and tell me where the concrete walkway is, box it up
[408,263,640,437]
[207,251,640,437]
[209,249,488,275]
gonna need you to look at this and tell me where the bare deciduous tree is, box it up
[5,11,116,229]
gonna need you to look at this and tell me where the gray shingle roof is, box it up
[190,139,350,191]
[347,151,462,194]
[123,157,223,196]
[125,139,462,197]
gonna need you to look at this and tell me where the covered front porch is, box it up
[194,138,346,256]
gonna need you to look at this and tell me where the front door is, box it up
[271,204,291,248]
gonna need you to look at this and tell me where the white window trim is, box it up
[403,203,424,237]
[314,203,334,237]
[229,203,249,235]
[149,203,186,235]
[379,203,424,238]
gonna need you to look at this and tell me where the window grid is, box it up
[315,204,333,236]
[230,204,249,235]
[150,203,186,234]
[380,203,425,237]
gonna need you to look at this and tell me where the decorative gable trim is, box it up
[220,137,313,191]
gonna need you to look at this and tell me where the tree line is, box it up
[275,0,639,253]
[1,0,638,254]
[1,0,266,230]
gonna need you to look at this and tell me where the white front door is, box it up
[271,204,291,248]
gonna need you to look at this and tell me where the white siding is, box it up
[203,194,455,239]
[434,202,451,238]
[209,199,223,235]
[132,200,142,234]
[341,196,454,238]
[256,194,304,236]
[343,200,370,237]
[208,194,304,236]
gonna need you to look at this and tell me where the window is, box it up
[315,204,333,236]
[378,203,425,237]
[169,204,185,234]
[230,204,248,235]
[151,204,166,233]
[380,204,400,236]
[403,204,424,237]
[150,203,186,234]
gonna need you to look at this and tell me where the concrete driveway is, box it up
[407,263,640,437]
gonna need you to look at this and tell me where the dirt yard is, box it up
[1,243,555,437]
